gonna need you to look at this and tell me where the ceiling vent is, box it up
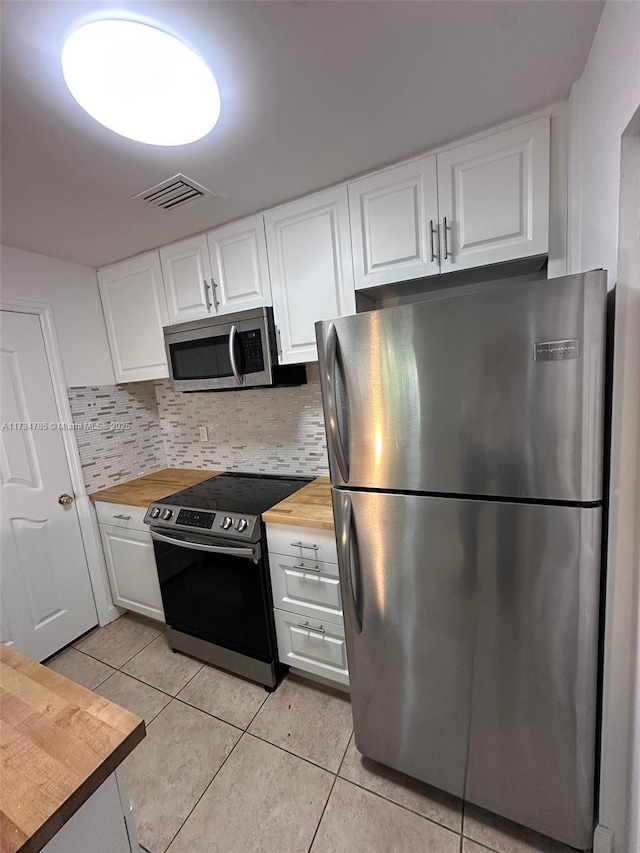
[132,174,216,211]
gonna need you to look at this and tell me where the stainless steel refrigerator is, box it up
[315,270,606,850]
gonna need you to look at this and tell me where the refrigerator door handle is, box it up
[338,493,363,634]
[325,322,350,483]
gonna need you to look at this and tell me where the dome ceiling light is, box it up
[61,19,221,146]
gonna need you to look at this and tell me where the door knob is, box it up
[58,493,74,506]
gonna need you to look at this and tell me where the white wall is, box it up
[568,3,640,851]
[0,244,115,386]
[568,1,640,283]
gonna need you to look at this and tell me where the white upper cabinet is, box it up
[437,116,550,273]
[160,234,215,323]
[265,187,355,364]
[349,156,440,290]
[97,251,169,383]
[207,215,272,314]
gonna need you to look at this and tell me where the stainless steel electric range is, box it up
[143,472,312,689]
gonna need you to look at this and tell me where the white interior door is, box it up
[0,311,97,660]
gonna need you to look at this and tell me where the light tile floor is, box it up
[47,613,583,853]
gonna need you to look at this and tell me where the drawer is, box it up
[269,552,343,626]
[274,608,349,687]
[94,501,148,532]
[266,523,338,565]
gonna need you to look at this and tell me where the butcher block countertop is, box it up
[263,477,334,530]
[0,645,145,853]
[88,467,221,507]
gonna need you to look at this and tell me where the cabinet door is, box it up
[160,234,214,324]
[99,524,165,622]
[437,116,550,273]
[265,187,355,364]
[207,215,272,314]
[97,252,169,383]
[349,156,440,290]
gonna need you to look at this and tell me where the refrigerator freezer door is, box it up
[317,271,606,502]
[334,488,601,849]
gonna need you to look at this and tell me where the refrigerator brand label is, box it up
[534,339,580,361]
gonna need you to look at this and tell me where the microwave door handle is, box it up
[229,325,243,385]
[150,530,257,559]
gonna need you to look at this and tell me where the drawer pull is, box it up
[293,563,321,573]
[113,514,131,520]
[291,541,319,551]
[298,621,325,634]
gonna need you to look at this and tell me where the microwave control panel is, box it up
[240,329,265,374]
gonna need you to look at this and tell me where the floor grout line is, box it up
[305,728,352,853]
[245,729,349,776]
[335,775,463,839]
[159,730,247,853]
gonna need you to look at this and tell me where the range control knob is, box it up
[150,506,161,519]
[236,518,248,533]
[161,508,173,521]
[222,516,233,530]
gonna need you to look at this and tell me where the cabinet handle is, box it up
[293,563,321,573]
[291,541,319,551]
[113,514,131,520]
[210,279,220,311]
[443,217,450,260]
[297,621,325,634]
[275,326,283,360]
[203,280,212,312]
[429,219,438,263]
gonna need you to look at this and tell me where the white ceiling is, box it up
[0,0,603,269]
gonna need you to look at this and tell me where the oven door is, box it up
[150,529,275,662]
[164,311,274,391]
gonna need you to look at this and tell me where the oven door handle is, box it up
[150,530,258,560]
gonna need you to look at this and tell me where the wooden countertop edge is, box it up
[15,720,145,853]
[261,512,335,531]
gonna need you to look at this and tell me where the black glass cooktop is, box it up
[157,472,313,515]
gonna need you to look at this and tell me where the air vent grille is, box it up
[133,174,216,211]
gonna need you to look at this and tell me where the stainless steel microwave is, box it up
[164,307,306,392]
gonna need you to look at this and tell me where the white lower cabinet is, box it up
[42,771,138,853]
[267,522,348,687]
[274,608,349,688]
[95,502,164,623]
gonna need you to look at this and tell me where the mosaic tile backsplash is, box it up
[155,364,330,477]
[67,382,166,493]
[67,365,329,492]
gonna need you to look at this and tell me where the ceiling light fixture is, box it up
[61,19,220,146]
